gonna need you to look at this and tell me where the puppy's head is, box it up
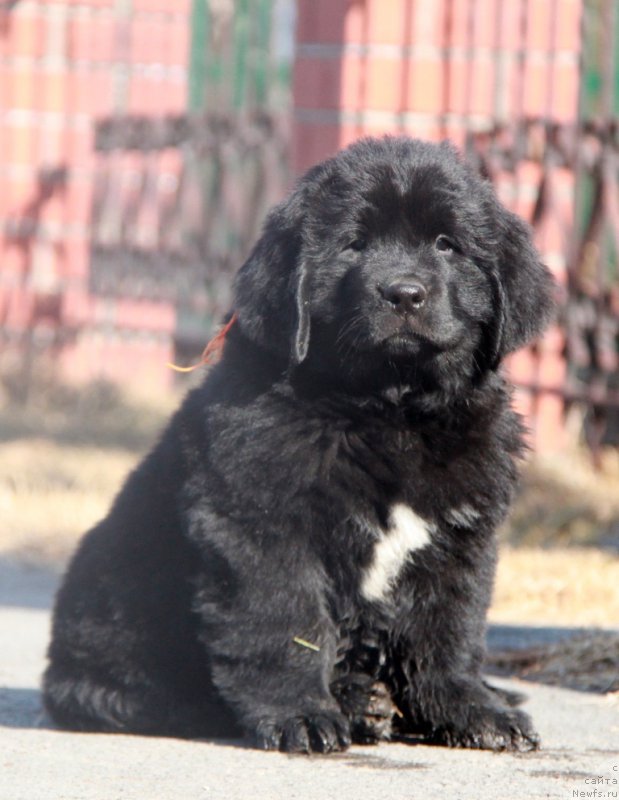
[233,137,554,393]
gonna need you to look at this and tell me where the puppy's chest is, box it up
[335,431,491,603]
[355,503,435,602]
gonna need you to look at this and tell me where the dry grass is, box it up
[504,448,619,548]
[0,438,137,565]
[0,376,176,565]
[1,377,618,631]
[490,547,619,627]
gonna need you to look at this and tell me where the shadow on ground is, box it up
[0,559,59,609]
[0,688,47,730]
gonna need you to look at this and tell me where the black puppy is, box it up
[44,137,554,753]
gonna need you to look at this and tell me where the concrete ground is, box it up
[1,561,618,800]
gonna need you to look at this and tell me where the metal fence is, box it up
[463,0,619,455]
[467,117,619,454]
[89,111,290,352]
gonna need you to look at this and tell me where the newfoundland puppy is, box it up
[44,137,554,753]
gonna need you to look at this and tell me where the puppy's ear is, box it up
[233,191,311,365]
[491,207,555,362]
[292,259,311,364]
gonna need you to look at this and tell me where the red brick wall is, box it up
[293,0,582,450]
[0,0,191,390]
[294,0,581,168]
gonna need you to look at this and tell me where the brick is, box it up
[133,0,179,11]
[400,119,442,141]
[340,53,364,110]
[293,121,341,174]
[551,60,579,122]
[164,19,190,66]
[406,56,444,114]
[69,15,116,62]
[359,116,403,138]
[524,57,553,116]
[510,386,534,427]
[69,70,114,116]
[66,126,95,165]
[337,123,365,149]
[365,57,404,112]
[446,0,498,48]
[412,0,447,47]
[539,216,568,257]
[41,71,68,112]
[366,0,408,45]
[468,59,497,115]
[9,66,38,109]
[448,0,474,48]
[439,121,468,148]
[507,348,538,385]
[0,245,28,277]
[294,57,342,110]
[131,17,168,64]
[60,288,94,327]
[444,54,468,113]
[59,238,89,280]
[533,394,565,451]
[8,11,45,59]
[0,64,8,109]
[127,74,180,113]
[160,80,186,113]
[555,0,582,51]
[3,287,34,329]
[343,1,366,44]
[37,122,68,165]
[538,351,566,389]
[115,298,175,333]
[7,122,37,165]
[66,178,93,226]
[525,0,553,50]
[297,0,350,45]
[495,0,525,50]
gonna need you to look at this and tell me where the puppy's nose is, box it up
[380,281,427,313]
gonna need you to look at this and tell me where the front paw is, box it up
[435,705,540,752]
[254,709,352,754]
[334,677,395,744]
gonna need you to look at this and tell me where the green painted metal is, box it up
[188,0,208,111]
[233,0,250,109]
[580,0,619,118]
[577,0,619,285]
[253,0,272,107]
[188,0,291,113]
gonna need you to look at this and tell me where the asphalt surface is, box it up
[1,561,618,800]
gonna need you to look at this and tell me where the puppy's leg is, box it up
[392,550,540,752]
[332,674,395,743]
[43,663,239,738]
[193,529,350,753]
[330,631,395,743]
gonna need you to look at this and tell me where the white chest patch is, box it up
[360,503,433,602]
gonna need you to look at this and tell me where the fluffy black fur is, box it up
[44,137,554,753]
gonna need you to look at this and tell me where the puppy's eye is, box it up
[435,235,456,254]
[345,238,367,253]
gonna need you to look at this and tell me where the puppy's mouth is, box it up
[383,320,463,356]
[385,331,437,357]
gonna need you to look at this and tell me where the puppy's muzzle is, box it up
[379,280,427,314]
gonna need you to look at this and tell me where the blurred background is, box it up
[0,0,618,665]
